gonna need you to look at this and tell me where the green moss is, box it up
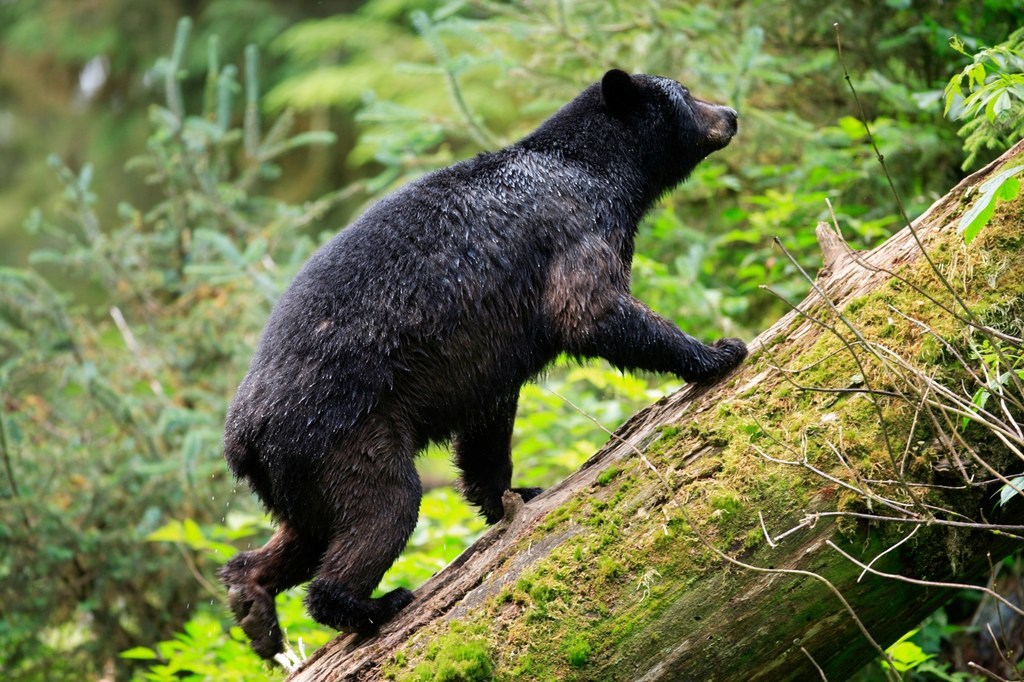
[597,466,621,486]
[398,627,493,682]
[597,555,623,582]
[565,635,591,667]
[743,527,763,549]
[709,491,743,519]
[917,334,944,364]
[507,653,535,677]
[658,425,681,439]
[538,495,583,532]
[528,578,555,604]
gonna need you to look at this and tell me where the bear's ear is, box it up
[601,69,638,115]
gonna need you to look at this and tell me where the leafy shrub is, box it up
[945,28,1024,169]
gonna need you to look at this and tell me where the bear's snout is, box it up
[697,101,738,149]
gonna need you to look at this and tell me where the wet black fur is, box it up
[220,69,747,659]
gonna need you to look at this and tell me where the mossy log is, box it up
[288,140,1024,682]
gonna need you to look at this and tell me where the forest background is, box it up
[0,1,1022,680]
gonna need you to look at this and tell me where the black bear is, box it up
[220,69,746,659]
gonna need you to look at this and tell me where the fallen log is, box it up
[288,139,1024,682]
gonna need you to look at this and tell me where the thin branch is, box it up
[826,540,1024,618]
[966,660,1011,682]
[857,526,919,583]
[751,444,916,518]
[800,646,830,681]
[759,511,778,548]
[807,511,1024,535]
[174,542,223,602]
[110,306,165,397]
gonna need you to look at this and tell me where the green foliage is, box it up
[265,2,439,114]
[945,29,1024,169]
[957,334,1024,489]
[865,611,988,682]
[146,512,265,562]
[946,29,1024,245]
[958,164,1024,244]
[883,629,935,672]
[122,513,331,682]
[998,476,1024,508]
[0,18,340,681]
[957,337,1024,511]
[121,610,279,682]
[3,1,1024,680]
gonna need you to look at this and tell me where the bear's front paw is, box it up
[512,486,544,503]
[712,337,748,367]
[683,338,748,385]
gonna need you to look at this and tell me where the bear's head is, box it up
[523,69,737,202]
[600,68,737,192]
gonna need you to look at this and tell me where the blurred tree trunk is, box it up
[288,140,1024,682]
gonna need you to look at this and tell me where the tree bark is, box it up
[288,140,1024,682]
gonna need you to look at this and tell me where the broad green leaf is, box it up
[984,89,1012,122]
[997,175,1020,202]
[882,630,933,672]
[119,646,159,660]
[977,164,1024,194]
[968,62,986,89]
[884,641,933,672]
[998,476,1024,508]
[958,165,1024,243]
[182,518,205,547]
[202,541,241,561]
[837,115,868,139]
[147,522,186,543]
[960,197,995,245]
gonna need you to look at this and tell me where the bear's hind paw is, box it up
[226,583,284,660]
[306,582,414,635]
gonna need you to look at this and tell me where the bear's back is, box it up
[226,145,619,470]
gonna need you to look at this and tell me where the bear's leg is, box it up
[304,447,422,635]
[573,295,747,384]
[219,521,323,659]
[454,391,541,524]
